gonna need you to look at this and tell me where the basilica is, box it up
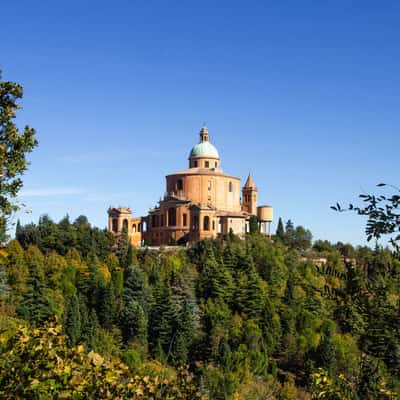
[107,127,273,246]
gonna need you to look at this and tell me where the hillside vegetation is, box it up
[0,216,399,399]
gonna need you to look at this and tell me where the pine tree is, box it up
[149,281,178,360]
[64,293,81,345]
[120,299,148,345]
[198,252,233,302]
[123,265,152,315]
[172,298,195,365]
[17,246,54,325]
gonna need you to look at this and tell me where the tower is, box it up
[242,174,258,215]
[107,207,132,235]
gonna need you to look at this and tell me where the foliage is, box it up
[332,183,400,251]
[0,322,206,399]
[1,216,399,398]
[0,70,38,243]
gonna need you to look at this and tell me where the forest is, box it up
[0,215,399,399]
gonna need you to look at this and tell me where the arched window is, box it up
[138,223,142,232]
[132,224,137,232]
[168,207,176,226]
[212,220,215,230]
[112,218,118,232]
[122,219,128,231]
[229,181,233,192]
[203,216,210,231]
[205,161,209,168]
[215,162,218,168]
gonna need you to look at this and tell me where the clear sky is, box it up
[1,0,399,246]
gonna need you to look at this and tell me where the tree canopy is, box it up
[0,70,38,243]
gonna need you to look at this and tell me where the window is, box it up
[177,179,183,191]
[212,220,215,230]
[215,162,218,168]
[208,180,212,190]
[132,224,137,232]
[160,215,164,226]
[112,218,118,232]
[138,223,142,232]
[203,216,210,231]
[193,160,198,167]
[183,213,187,226]
[151,215,158,228]
[168,207,176,226]
[122,219,128,231]
[229,181,233,192]
[205,161,209,168]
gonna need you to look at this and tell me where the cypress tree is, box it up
[249,215,259,234]
[97,283,116,328]
[276,217,285,241]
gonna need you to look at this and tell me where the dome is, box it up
[189,141,220,159]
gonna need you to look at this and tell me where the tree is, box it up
[0,70,38,242]
[249,215,259,234]
[17,246,54,325]
[120,299,148,345]
[276,217,285,241]
[293,225,312,251]
[64,292,81,345]
[332,183,400,252]
[5,239,28,305]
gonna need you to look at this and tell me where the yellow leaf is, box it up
[88,351,104,367]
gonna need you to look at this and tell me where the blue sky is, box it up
[1,0,399,245]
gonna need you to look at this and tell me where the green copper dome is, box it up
[189,141,220,159]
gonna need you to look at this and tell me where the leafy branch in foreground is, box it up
[0,69,38,243]
[332,183,400,251]
[0,321,206,399]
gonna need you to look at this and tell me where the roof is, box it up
[189,141,220,159]
[216,210,249,218]
[166,167,240,180]
[244,174,256,188]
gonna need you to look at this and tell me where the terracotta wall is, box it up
[166,174,241,212]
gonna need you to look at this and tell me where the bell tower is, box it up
[242,174,258,215]
[107,207,132,235]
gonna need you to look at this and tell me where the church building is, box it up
[107,127,273,246]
